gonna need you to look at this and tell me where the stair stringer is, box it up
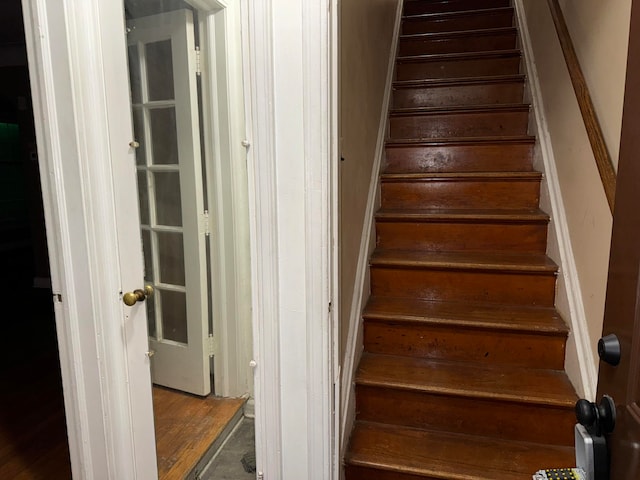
[513,0,597,400]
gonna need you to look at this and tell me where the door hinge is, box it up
[257,473,264,480]
[208,334,216,357]
[195,46,201,76]
[201,210,210,236]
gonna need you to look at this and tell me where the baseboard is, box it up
[513,0,597,400]
[339,0,404,464]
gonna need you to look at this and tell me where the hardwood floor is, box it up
[0,286,247,480]
[152,386,246,480]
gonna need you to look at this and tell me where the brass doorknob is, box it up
[123,285,154,306]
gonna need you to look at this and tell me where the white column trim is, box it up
[240,0,283,477]
[302,0,335,477]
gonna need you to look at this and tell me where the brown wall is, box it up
[339,0,402,361]
[520,0,632,392]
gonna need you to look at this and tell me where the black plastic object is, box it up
[598,334,621,366]
[575,395,617,436]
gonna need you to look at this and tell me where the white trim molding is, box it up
[241,0,337,477]
[514,0,598,400]
[240,0,283,477]
[339,0,405,463]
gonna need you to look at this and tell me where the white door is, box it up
[125,8,211,396]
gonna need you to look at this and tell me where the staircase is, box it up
[344,1,580,479]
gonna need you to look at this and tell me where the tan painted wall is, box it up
[339,0,401,361]
[520,0,631,394]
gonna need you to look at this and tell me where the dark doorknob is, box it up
[575,395,616,436]
[598,334,621,365]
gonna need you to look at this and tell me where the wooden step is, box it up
[402,7,515,35]
[355,353,576,444]
[384,136,535,173]
[404,0,511,17]
[399,27,517,56]
[389,104,530,140]
[362,298,568,368]
[392,75,525,108]
[370,250,558,306]
[396,50,522,81]
[375,208,549,253]
[345,421,575,480]
[380,172,541,210]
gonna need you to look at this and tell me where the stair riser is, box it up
[389,110,529,139]
[363,321,566,369]
[402,10,514,35]
[370,267,557,306]
[380,179,540,209]
[404,0,511,16]
[384,143,534,173]
[376,221,548,253]
[399,31,516,56]
[396,55,521,80]
[356,386,575,446]
[393,82,524,108]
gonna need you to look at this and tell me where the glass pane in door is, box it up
[125,2,210,396]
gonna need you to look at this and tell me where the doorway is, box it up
[4,0,255,478]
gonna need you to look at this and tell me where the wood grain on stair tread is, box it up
[375,207,549,221]
[396,50,522,80]
[404,0,511,17]
[401,26,517,40]
[356,353,576,407]
[401,7,515,35]
[346,421,575,479]
[363,296,567,334]
[370,249,558,273]
[393,74,526,89]
[384,136,535,173]
[380,172,541,210]
[389,105,530,139]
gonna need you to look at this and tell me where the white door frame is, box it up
[21,0,338,477]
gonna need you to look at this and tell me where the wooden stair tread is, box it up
[402,6,514,21]
[401,26,516,40]
[356,353,576,407]
[390,103,530,116]
[364,296,566,334]
[370,249,558,272]
[381,171,541,181]
[346,421,575,479]
[386,135,535,146]
[397,49,521,63]
[393,74,525,89]
[375,207,549,222]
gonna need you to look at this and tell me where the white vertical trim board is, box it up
[302,0,335,477]
[330,1,341,479]
[239,0,283,477]
[199,1,253,399]
[339,0,405,462]
[513,0,597,400]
